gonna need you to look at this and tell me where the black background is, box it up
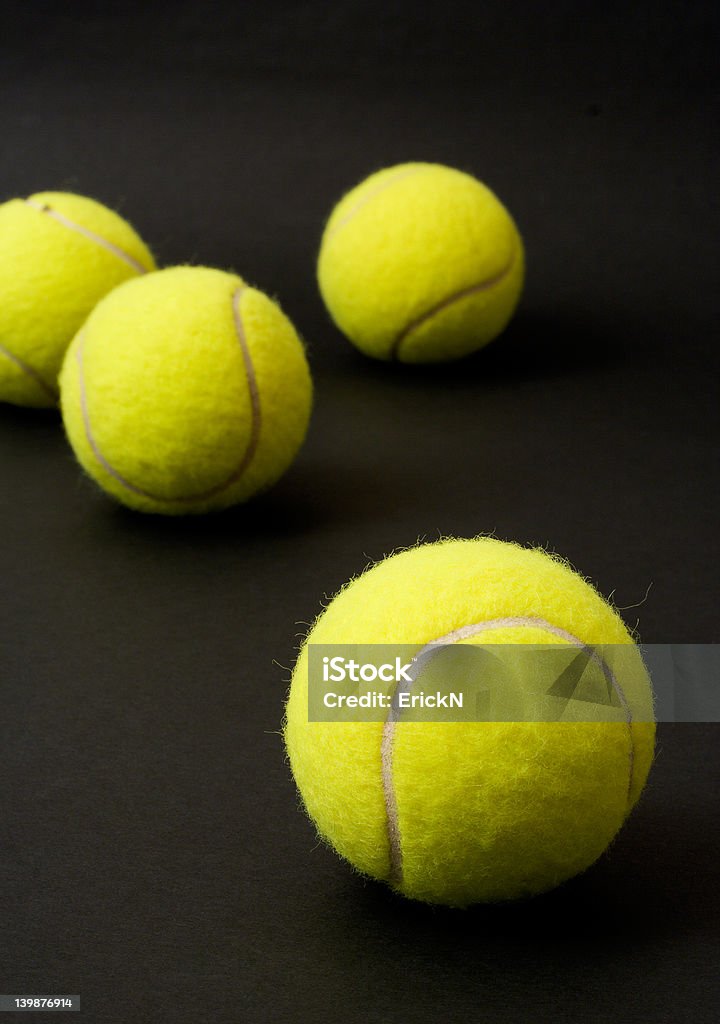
[1,2,719,1022]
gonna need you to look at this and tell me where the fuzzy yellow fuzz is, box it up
[284,538,655,906]
[0,191,155,407]
[317,164,524,363]
[60,266,313,515]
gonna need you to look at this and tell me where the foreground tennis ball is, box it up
[284,538,655,906]
[0,191,155,407]
[317,163,524,363]
[60,266,312,515]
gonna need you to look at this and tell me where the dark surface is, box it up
[1,2,719,1022]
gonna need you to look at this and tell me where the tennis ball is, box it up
[317,163,524,363]
[284,538,655,907]
[0,191,155,407]
[59,266,312,515]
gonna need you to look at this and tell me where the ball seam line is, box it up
[76,285,262,504]
[24,198,150,275]
[323,165,428,243]
[390,248,518,360]
[0,340,58,400]
[380,615,636,889]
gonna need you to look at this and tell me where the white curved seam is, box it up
[381,614,636,888]
[25,198,149,274]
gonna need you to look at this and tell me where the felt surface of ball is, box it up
[0,191,155,407]
[59,266,313,515]
[317,163,524,363]
[284,538,655,907]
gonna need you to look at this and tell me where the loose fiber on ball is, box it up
[59,266,313,515]
[0,191,155,407]
[284,538,655,907]
[317,163,525,363]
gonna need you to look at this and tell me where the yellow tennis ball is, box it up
[59,266,313,515]
[284,538,655,907]
[317,163,524,363]
[0,191,155,407]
